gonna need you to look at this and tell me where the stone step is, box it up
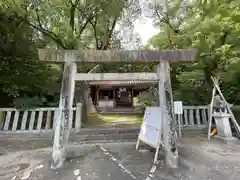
[76,126,208,135]
[71,129,207,142]
[0,126,208,141]
[70,132,138,142]
[74,128,140,135]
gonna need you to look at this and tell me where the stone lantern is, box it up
[213,95,236,142]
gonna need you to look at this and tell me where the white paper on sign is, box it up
[138,107,162,148]
[174,101,183,114]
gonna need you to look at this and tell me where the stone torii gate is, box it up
[38,49,197,169]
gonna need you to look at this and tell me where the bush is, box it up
[136,86,158,114]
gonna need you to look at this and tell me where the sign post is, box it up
[173,101,183,137]
[136,107,163,152]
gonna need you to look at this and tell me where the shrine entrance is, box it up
[115,87,132,107]
[90,80,155,110]
[38,49,197,169]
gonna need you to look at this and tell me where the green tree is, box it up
[0,10,60,108]
[137,0,240,105]
[2,0,140,50]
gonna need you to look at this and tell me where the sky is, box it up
[133,18,159,45]
[132,0,159,46]
[118,0,159,49]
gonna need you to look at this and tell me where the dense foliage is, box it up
[0,0,240,108]
[139,0,240,106]
[0,10,60,108]
[0,0,141,108]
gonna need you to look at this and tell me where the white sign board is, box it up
[174,101,183,114]
[137,107,162,148]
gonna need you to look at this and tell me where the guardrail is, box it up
[0,105,82,132]
[180,105,209,127]
[0,104,210,132]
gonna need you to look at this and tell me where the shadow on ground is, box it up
[1,136,240,180]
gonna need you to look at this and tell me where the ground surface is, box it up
[84,114,142,128]
[1,136,240,180]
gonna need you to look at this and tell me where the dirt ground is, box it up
[84,114,142,128]
[1,136,240,180]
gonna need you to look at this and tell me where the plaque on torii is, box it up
[38,49,197,169]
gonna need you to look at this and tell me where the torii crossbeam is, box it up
[38,49,197,169]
